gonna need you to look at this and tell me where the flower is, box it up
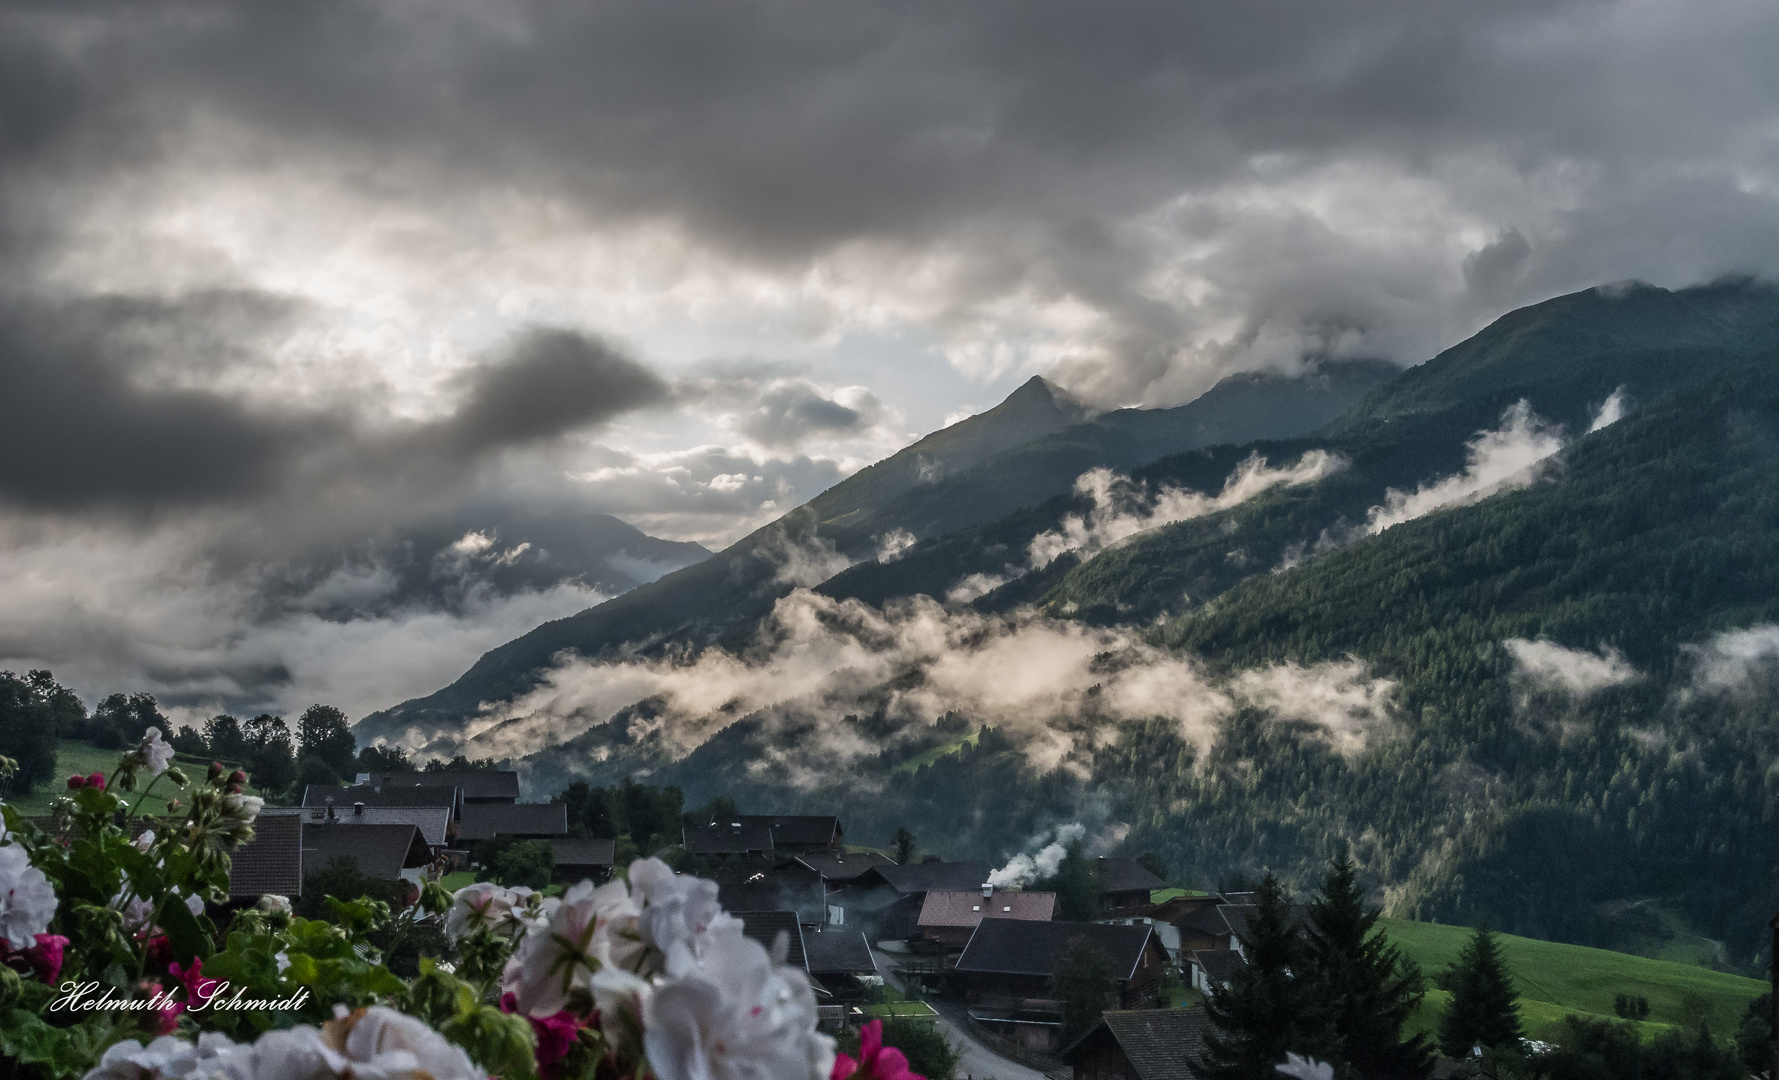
[501,879,640,1017]
[169,957,222,1009]
[643,926,833,1080]
[135,829,157,852]
[0,842,58,949]
[1275,1054,1335,1080]
[445,883,513,941]
[320,1005,485,1080]
[83,1033,213,1080]
[21,932,68,983]
[86,771,107,790]
[67,774,86,790]
[629,858,738,969]
[256,894,292,917]
[137,982,184,1035]
[221,792,264,825]
[525,1010,582,1073]
[830,1020,920,1080]
[138,728,174,776]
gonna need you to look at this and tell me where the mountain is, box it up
[363,278,1779,970]
[356,359,1390,746]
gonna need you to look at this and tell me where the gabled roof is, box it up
[735,815,840,847]
[684,821,775,855]
[288,804,452,846]
[1061,1007,1212,1080]
[1095,857,1168,894]
[1190,949,1243,983]
[733,910,806,969]
[718,880,827,926]
[803,929,877,975]
[954,919,1157,981]
[854,860,995,895]
[457,802,569,841]
[303,823,430,880]
[796,851,895,883]
[366,771,519,801]
[1216,903,1312,942]
[303,784,457,810]
[1177,904,1235,936]
[918,889,1056,928]
[551,838,616,866]
[228,813,304,898]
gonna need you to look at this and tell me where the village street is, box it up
[869,944,1052,1080]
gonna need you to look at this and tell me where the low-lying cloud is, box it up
[1030,451,1347,570]
[1367,401,1567,534]
[1503,638,1640,696]
[449,588,1399,782]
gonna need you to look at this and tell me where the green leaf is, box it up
[159,893,214,965]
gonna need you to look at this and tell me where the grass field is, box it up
[1152,888,1215,903]
[862,1001,938,1020]
[7,741,183,817]
[892,726,983,775]
[1378,917,1765,1043]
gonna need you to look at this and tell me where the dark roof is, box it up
[289,804,452,846]
[684,821,775,855]
[1062,1008,1212,1080]
[229,814,304,898]
[551,838,616,866]
[1217,903,1312,942]
[303,784,457,810]
[954,919,1157,980]
[735,815,840,847]
[718,880,828,926]
[1190,950,1244,983]
[303,823,430,880]
[1177,904,1235,935]
[733,910,806,969]
[367,771,519,801]
[919,889,1056,928]
[796,851,895,882]
[803,929,878,975]
[1096,857,1168,894]
[457,802,569,841]
[856,860,995,895]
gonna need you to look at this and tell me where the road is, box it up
[869,945,1051,1080]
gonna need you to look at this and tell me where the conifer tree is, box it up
[1200,875,1333,1080]
[1306,851,1434,1080]
[1438,924,1524,1058]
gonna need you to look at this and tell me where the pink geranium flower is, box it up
[85,772,106,790]
[832,1020,922,1080]
[168,957,220,1008]
[22,933,67,983]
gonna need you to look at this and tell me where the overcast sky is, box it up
[4,0,1779,723]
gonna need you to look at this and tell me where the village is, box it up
[194,769,1375,1080]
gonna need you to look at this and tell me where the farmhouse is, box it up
[1062,1007,1212,1080]
[952,919,1166,1054]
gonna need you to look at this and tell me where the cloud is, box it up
[1587,385,1630,433]
[1030,451,1346,569]
[1503,638,1640,696]
[444,587,1396,780]
[1366,400,1566,533]
[1684,625,1779,696]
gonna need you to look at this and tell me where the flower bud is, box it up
[166,767,188,786]
[208,761,224,781]
[66,774,85,790]
[85,772,106,791]
[228,769,247,787]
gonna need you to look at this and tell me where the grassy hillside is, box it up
[7,740,181,816]
[1380,917,1765,1042]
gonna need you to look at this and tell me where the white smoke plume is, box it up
[1503,638,1640,695]
[457,588,1398,776]
[1030,451,1347,570]
[987,822,1088,889]
[1587,386,1630,433]
[1366,401,1566,534]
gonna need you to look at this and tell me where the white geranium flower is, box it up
[444,883,512,941]
[275,950,291,974]
[501,878,640,1017]
[135,829,157,852]
[82,1032,245,1080]
[643,927,833,1080]
[0,842,57,949]
[319,1005,484,1080]
[138,728,175,776]
[628,858,739,969]
[184,893,205,916]
[256,894,292,917]
[1275,1054,1335,1080]
[221,793,264,824]
[82,1009,485,1080]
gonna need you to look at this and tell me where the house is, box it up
[550,838,616,884]
[304,783,460,817]
[796,851,895,885]
[835,859,995,941]
[916,886,1056,954]
[1062,1007,1212,1080]
[732,910,807,969]
[227,812,305,902]
[1094,858,1167,918]
[303,822,433,886]
[1174,902,1241,955]
[295,802,454,849]
[802,928,879,1002]
[684,820,776,858]
[456,802,569,844]
[1187,949,1243,994]
[354,771,519,804]
[952,919,1167,1054]
[717,868,828,927]
[736,815,843,855]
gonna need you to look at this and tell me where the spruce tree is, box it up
[1305,851,1434,1080]
[1438,924,1524,1058]
[1200,875,1333,1080]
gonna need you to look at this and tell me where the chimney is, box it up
[354,802,365,818]
[981,884,993,899]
